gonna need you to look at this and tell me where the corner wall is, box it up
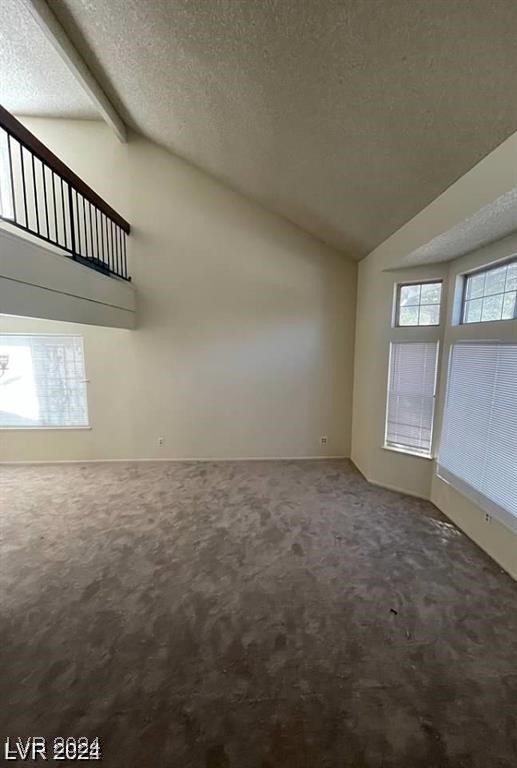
[352,258,447,499]
[0,118,356,461]
[351,132,517,577]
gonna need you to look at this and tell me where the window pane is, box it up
[420,282,442,304]
[419,304,440,326]
[506,263,517,291]
[399,284,421,306]
[466,273,485,299]
[481,294,503,322]
[464,298,482,323]
[484,265,507,296]
[502,291,516,320]
[462,260,517,324]
[397,281,442,326]
[399,306,419,326]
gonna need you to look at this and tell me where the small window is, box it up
[396,281,442,326]
[0,335,88,428]
[462,259,517,323]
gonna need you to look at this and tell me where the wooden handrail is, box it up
[0,104,130,234]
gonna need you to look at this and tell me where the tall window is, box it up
[462,259,517,323]
[0,335,88,428]
[438,343,517,533]
[385,342,439,456]
[385,278,442,457]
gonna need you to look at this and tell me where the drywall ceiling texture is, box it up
[0,0,96,118]
[38,0,517,258]
[400,187,517,266]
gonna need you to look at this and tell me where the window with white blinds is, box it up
[438,343,517,532]
[385,342,439,456]
[0,335,88,428]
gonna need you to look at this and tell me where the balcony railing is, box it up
[0,105,131,281]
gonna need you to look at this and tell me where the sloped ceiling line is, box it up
[19,0,127,141]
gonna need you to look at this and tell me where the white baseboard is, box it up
[0,455,348,466]
[349,459,429,500]
[364,477,429,501]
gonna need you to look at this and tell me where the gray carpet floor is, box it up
[0,459,516,767]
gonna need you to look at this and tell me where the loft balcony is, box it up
[0,106,134,329]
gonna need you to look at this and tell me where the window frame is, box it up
[460,255,517,325]
[0,333,90,430]
[394,279,443,328]
[384,275,445,459]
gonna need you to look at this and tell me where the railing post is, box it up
[67,184,76,258]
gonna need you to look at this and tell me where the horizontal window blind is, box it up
[0,335,88,428]
[385,342,438,456]
[438,343,517,533]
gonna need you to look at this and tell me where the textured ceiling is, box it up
[0,0,96,118]
[400,188,517,266]
[5,0,517,258]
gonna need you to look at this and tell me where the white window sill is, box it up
[382,444,433,461]
[0,426,92,431]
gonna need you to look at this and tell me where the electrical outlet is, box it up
[485,512,492,523]
[158,437,164,446]
[320,436,328,446]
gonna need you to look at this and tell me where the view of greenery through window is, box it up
[397,281,442,326]
[463,260,517,323]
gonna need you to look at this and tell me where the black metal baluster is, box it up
[51,171,58,245]
[75,190,82,256]
[20,144,28,227]
[109,219,114,274]
[120,228,126,278]
[113,222,117,274]
[82,195,88,259]
[94,207,100,263]
[106,215,112,272]
[42,163,50,238]
[61,178,68,249]
[110,221,116,275]
[88,202,94,261]
[6,134,16,222]
[68,183,76,257]
[117,227,121,276]
[109,217,114,273]
[31,153,40,233]
[100,214,105,268]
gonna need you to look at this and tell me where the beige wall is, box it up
[0,118,356,461]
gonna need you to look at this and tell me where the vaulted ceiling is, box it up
[2,0,517,259]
